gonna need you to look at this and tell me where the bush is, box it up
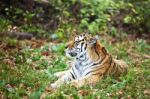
[0,0,149,38]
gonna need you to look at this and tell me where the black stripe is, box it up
[102,47,107,55]
[91,55,106,66]
[84,56,111,76]
[84,71,92,76]
[104,57,112,73]
[84,66,105,76]
[114,64,118,75]
[84,43,87,50]
[110,62,115,75]
[81,39,84,42]
[90,47,108,67]
[78,39,84,42]
[92,73,103,76]
[72,68,77,78]
[94,43,100,58]
[70,72,75,79]
[83,55,106,72]
[81,42,84,52]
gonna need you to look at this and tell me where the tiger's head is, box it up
[65,32,101,59]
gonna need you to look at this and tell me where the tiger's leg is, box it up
[54,70,70,78]
[70,75,102,88]
[51,71,72,88]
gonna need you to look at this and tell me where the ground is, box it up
[0,35,150,98]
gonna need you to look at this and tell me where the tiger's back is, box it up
[103,57,128,78]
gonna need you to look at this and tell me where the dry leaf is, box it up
[78,90,91,96]
[144,90,150,95]
[3,59,16,67]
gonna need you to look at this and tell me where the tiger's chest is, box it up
[73,59,92,78]
[74,62,83,77]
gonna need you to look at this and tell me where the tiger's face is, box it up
[65,33,97,58]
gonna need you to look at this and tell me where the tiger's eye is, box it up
[75,43,78,46]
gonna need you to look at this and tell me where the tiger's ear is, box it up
[84,31,91,36]
[70,29,77,39]
[72,29,77,37]
[88,35,99,45]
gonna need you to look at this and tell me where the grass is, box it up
[0,36,150,99]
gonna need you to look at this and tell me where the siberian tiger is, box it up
[50,33,128,88]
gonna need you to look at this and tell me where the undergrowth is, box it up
[0,36,150,98]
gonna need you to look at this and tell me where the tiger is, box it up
[50,32,128,89]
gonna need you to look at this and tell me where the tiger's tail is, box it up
[113,59,128,77]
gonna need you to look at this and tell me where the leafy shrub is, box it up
[109,0,150,35]
[0,18,11,33]
[0,0,149,38]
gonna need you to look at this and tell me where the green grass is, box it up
[0,37,150,99]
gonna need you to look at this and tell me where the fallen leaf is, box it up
[144,89,150,95]
[41,51,49,56]
[0,91,4,99]
[5,84,15,93]
[3,58,16,67]
[78,89,91,96]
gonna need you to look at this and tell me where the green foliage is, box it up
[21,24,50,38]
[5,7,35,24]
[122,0,150,32]
[0,18,11,33]
[1,37,150,98]
[51,29,66,40]
[0,0,149,38]
[79,0,116,33]
[51,43,66,54]
[48,0,121,34]
[135,39,150,54]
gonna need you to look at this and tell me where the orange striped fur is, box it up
[50,33,128,88]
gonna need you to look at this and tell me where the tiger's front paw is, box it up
[70,81,81,88]
[50,83,58,89]
[44,83,57,92]
[54,72,63,78]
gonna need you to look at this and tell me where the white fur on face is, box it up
[75,35,84,41]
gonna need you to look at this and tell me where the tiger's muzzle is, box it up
[65,49,77,58]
